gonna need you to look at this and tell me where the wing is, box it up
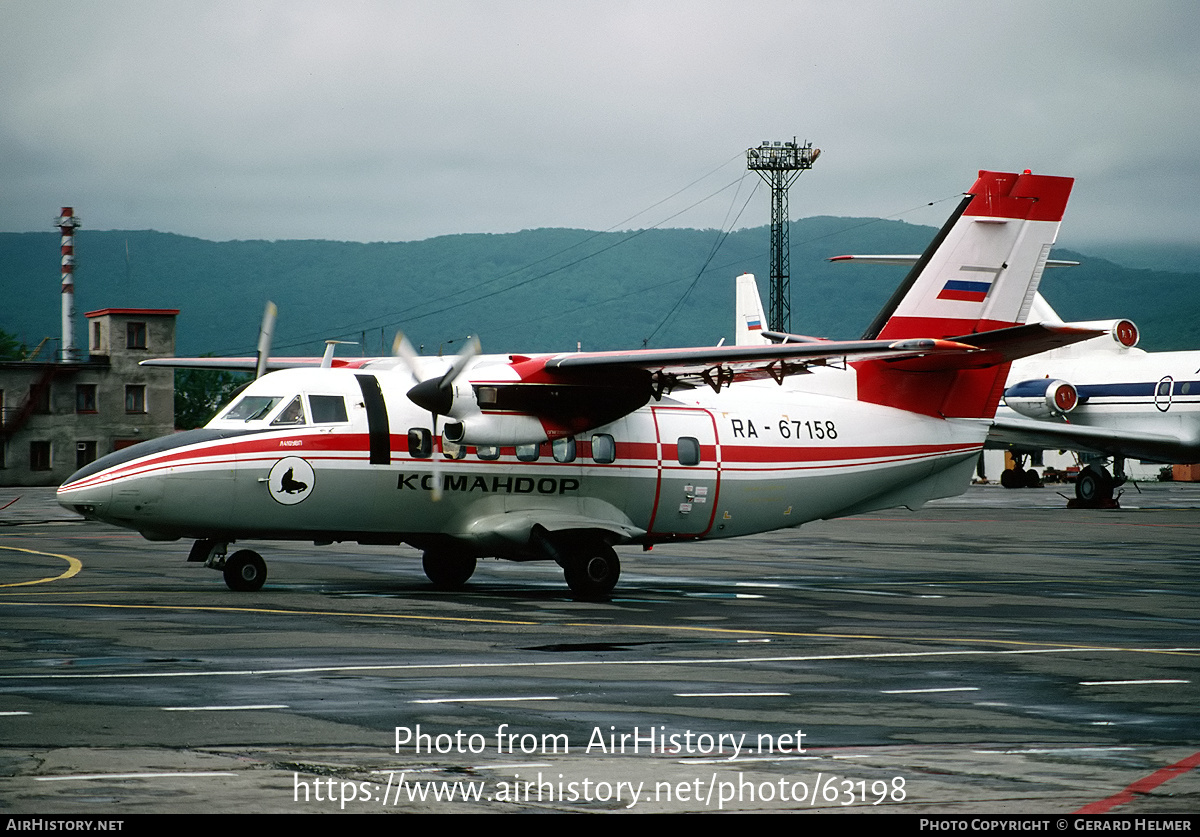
[140,357,378,371]
[546,326,1101,391]
[545,337,985,393]
[987,414,1200,462]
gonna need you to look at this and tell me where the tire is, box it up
[563,545,620,599]
[422,550,477,590]
[1000,468,1025,489]
[1023,468,1043,488]
[1075,466,1114,503]
[223,550,267,592]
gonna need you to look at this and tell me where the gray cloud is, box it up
[2,1,1197,244]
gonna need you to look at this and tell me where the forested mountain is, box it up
[2,218,1197,359]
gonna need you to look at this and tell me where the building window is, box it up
[125,384,146,414]
[31,383,51,414]
[91,322,102,351]
[126,321,147,350]
[76,441,97,469]
[76,383,97,413]
[30,441,52,471]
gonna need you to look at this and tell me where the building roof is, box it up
[84,308,180,318]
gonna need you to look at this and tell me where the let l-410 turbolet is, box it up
[58,170,1096,597]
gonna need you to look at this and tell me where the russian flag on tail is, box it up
[937,278,992,302]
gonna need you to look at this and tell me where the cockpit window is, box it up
[271,396,307,426]
[308,395,348,423]
[222,395,282,422]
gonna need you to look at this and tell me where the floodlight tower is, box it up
[746,139,820,333]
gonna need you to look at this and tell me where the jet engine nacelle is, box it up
[1003,378,1079,419]
[1066,318,1139,349]
[443,413,550,447]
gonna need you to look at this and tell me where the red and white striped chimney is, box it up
[56,207,81,363]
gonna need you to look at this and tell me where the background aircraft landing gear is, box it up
[223,549,267,592]
[422,549,477,590]
[562,545,620,600]
[1070,464,1123,509]
[1000,454,1042,488]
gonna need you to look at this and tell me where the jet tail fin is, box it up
[857,170,1075,419]
[734,273,771,346]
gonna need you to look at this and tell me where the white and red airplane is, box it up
[57,170,1093,597]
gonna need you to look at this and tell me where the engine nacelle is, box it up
[443,413,549,447]
[1003,378,1079,419]
[1066,318,1139,348]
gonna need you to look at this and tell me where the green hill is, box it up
[2,218,1196,359]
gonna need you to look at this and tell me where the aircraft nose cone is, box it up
[57,476,112,518]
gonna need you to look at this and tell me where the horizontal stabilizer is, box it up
[881,323,1103,371]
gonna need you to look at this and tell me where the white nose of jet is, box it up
[57,470,114,520]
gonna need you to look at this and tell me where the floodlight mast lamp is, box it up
[746,139,820,334]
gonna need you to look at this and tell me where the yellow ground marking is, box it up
[0,545,82,588]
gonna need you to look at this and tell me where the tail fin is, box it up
[857,170,1074,419]
[734,273,770,346]
[862,170,1073,341]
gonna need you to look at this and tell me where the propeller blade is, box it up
[437,336,481,388]
[392,331,423,381]
[254,301,277,380]
[430,412,443,502]
[406,336,481,417]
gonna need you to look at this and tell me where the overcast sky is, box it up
[3,1,1197,246]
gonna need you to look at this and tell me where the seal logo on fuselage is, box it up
[268,457,315,505]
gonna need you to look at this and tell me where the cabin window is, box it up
[270,396,307,426]
[516,443,540,462]
[476,445,500,461]
[222,395,281,422]
[125,385,146,414]
[677,436,701,466]
[76,384,97,413]
[442,438,467,460]
[308,395,348,423]
[552,437,576,463]
[591,433,616,464]
[408,428,433,458]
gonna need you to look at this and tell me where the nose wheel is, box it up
[223,549,267,592]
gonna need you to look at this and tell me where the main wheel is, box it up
[223,550,267,592]
[422,550,477,590]
[1076,466,1114,504]
[1000,467,1025,489]
[563,545,620,599]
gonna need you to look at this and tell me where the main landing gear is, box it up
[999,453,1043,489]
[1070,462,1125,509]
[419,541,621,599]
[559,544,621,599]
[422,548,477,590]
[188,539,268,592]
